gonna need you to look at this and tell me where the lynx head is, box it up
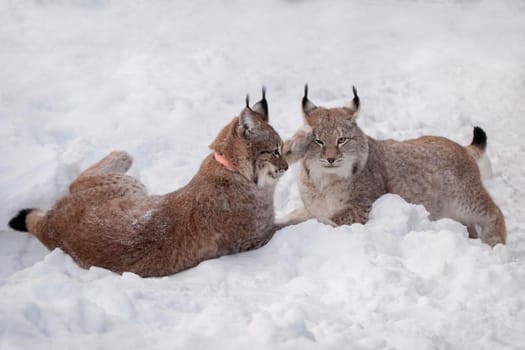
[210,87,288,187]
[301,85,369,179]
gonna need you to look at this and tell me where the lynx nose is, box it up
[327,158,336,164]
[278,160,288,173]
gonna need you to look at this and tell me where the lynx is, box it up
[279,85,505,247]
[8,89,288,277]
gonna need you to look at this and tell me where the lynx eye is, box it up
[314,138,324,146]
[272,148,281,157]
[337,137,349,145]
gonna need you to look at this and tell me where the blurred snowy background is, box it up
[1,0,524,349]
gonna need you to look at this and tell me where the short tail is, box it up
[8,208,56,249]
[470,126,487,152]
[8,208,36,232]
[465,126,493,180]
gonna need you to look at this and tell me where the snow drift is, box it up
[1,0,524,349]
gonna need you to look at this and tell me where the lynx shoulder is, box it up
[280,85,505,247]
[8,89,288,277]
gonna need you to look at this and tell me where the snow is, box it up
[1,0,525,349]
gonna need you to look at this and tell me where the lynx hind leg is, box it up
[451,189,506,247]
[70,173,147,196]
[479,205,506,247]
[69,151,135,193]
[80,150,133,177]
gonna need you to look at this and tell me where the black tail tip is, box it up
[472,126,487,150]
[8,209,35,232]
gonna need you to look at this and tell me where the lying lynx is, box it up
[280,85,505,247]
[8,89,288,277]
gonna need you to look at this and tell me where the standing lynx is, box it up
[8,89,288,277]
[280,85,505,247]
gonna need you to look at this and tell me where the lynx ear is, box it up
[251,86,269,122]
[302,84,318,126]
[302,84,317,114]
[343,85,360,121]
[238,95,262,139]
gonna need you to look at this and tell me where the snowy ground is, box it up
[1,0,525,349]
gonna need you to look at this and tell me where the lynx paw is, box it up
[284,126,313,164]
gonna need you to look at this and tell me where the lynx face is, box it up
[243,119,287,187]
[303,108,368,179]
[239,98,288,187]
[254,141,286,187]
[211,89,288,187]
[300,86,367,180]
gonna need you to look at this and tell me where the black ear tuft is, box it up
[302,83,317,114]
[251,86,269,122]
[245,94,250,108]
[302,84,309,110]
[8,208,35,232]
[352,85,360,110]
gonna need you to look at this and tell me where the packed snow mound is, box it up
[1,0,525,349]
[0,195,521,350]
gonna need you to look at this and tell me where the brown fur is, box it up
[12,96,288,277]
[280,88,505,247]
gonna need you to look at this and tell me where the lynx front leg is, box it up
[275,206,313,229]
[330,203,372,226]
[283,125,313,165]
